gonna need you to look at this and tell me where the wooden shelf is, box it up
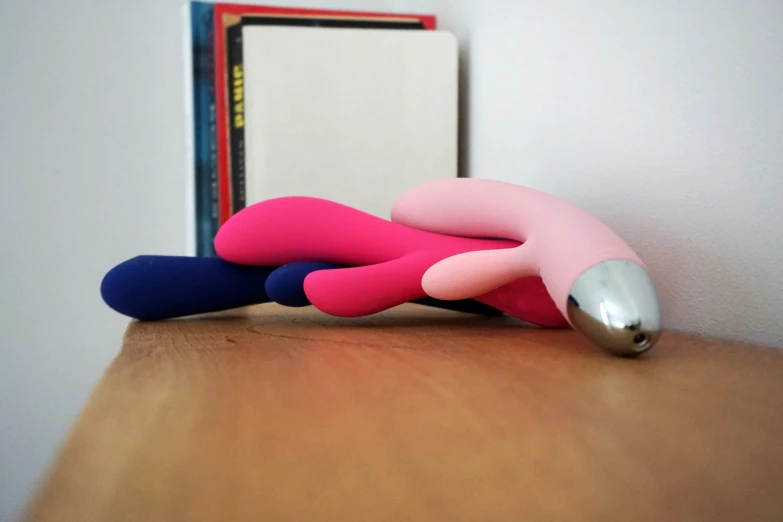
[26,304,783,521]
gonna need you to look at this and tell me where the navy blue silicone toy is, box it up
[265,261,337,307]
[100,256,277,321]
[101,256,502,321]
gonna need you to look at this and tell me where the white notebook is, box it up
[241,26,458,218]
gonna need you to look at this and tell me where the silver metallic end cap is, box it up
[567,260,662,357]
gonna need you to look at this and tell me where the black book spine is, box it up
[226,22,246,214]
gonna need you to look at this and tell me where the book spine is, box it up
[226,23,246,214]
[213,8,232,225]
[190,1,219,256]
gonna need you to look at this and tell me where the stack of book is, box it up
[188,2,457,256]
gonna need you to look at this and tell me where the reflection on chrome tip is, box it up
[567,260,662,357]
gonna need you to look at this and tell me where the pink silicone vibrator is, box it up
[215,196,568,328]
[391,178,662,357]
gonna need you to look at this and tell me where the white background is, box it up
[1,0,781,519]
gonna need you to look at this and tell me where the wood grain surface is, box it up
[25,304,783,521]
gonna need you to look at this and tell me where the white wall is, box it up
[0,0,432,519]
[437,0,783,348]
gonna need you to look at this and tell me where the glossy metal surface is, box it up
[567,260,662,357]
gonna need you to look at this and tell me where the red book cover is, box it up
[212,3,437,225]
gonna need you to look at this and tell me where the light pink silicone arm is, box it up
[392,178,663,357]
[391,179,644,318]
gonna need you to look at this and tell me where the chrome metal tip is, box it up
[566,260,662,357]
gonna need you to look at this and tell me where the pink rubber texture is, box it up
[391,178,644,318]
[214,196,567,327]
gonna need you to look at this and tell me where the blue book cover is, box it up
[190,1,219,257]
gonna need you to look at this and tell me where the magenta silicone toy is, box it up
[215,196,568,327]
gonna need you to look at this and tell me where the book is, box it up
[224,13,428,215]
[240,25,458,217]
[189,1,219,256]
[212,3,437,224]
